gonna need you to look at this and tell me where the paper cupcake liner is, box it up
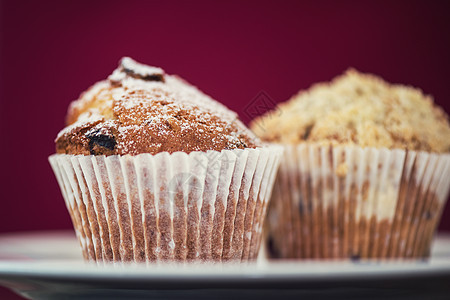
[267,143,450,260]
[49,146,282,263]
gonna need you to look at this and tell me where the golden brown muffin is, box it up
[50,58,282,263]
[56,57,261,155]
[251,69,450,153]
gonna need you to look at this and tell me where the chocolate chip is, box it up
[302,124,314,140]
[123,68,165,82]
[86,129,116,154]
[120,57,165,82]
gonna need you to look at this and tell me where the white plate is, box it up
[0,231,449,299]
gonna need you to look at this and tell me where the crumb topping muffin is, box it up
[56,57,261,155]
[252,69,450,260]
[251,69,450,153]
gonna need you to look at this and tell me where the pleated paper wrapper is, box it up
[49,147,282,263]
[267,143,450,260]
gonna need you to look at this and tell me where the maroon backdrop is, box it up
[1,0,449,298]
[1,0,450,232]
[1,0,450,233]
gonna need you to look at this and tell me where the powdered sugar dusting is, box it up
[56,57,261,155]
[56,111,104,140]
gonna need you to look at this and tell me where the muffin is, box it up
[49,57,282,263]
[251,69,450,260]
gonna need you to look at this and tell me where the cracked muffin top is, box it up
[56,57,261,155]
[250,69,450,153]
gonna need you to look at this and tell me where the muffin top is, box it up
[250,69,450,153]
[56,57,261,155]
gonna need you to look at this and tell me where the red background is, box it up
[0,0,450,298]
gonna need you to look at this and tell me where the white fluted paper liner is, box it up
[49,146,282,263]
[267,143,450,260]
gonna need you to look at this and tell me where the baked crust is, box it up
[56,57,260,155]
[250,69,450,153]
